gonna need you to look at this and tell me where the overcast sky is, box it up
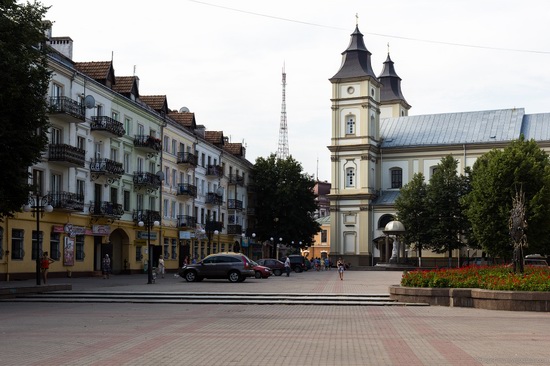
[43,0,550,182]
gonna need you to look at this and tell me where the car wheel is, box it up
[255,271,262,279]
[273,269,282,276]
[184,271,198,282]
[228,270,241,283]
[294,267,303,273]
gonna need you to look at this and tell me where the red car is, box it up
[256,258,285,276]
[251,262,273,279]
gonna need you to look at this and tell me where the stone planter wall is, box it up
[389,285,550,312]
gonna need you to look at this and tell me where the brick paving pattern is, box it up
[2,270,550,365]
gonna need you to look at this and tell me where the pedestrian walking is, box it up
[40,252,55,285]
[158,256,165,278]
[337,257,345,280]
[325,257,330,271]
[102,254,111,279]
[284,256,291,277]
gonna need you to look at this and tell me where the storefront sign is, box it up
[179,231,191,239]
[64,237,75,266]
[137,231,157,240]
[93,225,111,236]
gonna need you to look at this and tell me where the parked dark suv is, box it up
[285,255,307,273]
[179,252,255,283]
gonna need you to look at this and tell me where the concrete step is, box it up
[4,291,429,306]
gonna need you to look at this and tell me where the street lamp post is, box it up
[23,194,53,286]
[138,216,160,284]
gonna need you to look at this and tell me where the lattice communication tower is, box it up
[277,65,289,159]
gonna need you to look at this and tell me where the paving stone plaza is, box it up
[2,270,550,365]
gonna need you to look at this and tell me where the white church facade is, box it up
[328,26,550,267]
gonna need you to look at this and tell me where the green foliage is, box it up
[395,173,430,257]
[401,265,550,292]
[252,154,320,250]
[425,156,469,256]
[464,137,550,257]
[0,0,51,219]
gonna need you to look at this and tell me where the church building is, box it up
[328,25,550,266]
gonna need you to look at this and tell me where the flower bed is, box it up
[390,265,550,312]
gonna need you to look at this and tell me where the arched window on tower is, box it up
[346,114,356,135]
[345,167,356,188]
[390,168,402,189]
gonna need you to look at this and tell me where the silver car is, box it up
[179,252,255,283]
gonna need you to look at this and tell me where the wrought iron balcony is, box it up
[133,171,161,191]
[89,201,124,220]
[132,209,161,224]
[177,151,198,166]
[228,174,244,186]
[227,224,243,235]
[206,164,223,177]
[48,96,85,122]
[177,215,197,228]
[205,220,223,232]
[90,158,124,182]
[90,116,125,137]
[176,183,197,198]
[205,192,223,205]
[48,191,84,212]
[227,199,243,211]
[133,135,162,155]
[48,144,85,167]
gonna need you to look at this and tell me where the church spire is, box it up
[329,25,377,83]
[378,52,410,110]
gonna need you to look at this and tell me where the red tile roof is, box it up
[168,111,196,129]
[224,142,244,157]
[113,76,137,94]
[74,61,113,80]
[204,131,224,145]
[140,95,167,111]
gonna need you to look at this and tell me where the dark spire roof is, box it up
[378,53,410,107]
[330,26,377,83]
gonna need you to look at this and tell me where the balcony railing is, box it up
[177,152,198,166]
[133,172,161,191]
[205,220,223,232]
[48,144,85,167]
[48,96,85,122]
[89,201,124,220]
[90,116,125,137]
[133,135,162,154]
[227,224,243,235]
[176,183,197,198]
[205,192,223,205]
[177,215,197,228]
[90,158,124,182]
[228,174,245,186]
[48,191,84,212]
[206,165,223,177]
[227,199,243,210]
[132,209,161,224]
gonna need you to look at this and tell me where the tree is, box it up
[395,173,431,265]
[252,154,320,255]
[464,137,550,257]
[0,0,51,219]
[426,155,469,264]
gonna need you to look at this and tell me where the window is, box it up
[112,111,119,121]
[137,157,144,172]
[171,239,177,260]
[110,148,118,162]
[137,194,144,211]
[124,153,131,173]
[123,190,130,211]
[77,136,86,150]
[51,127,62,144]
[96,105,103,117]
[163,136,169,152]
[136,246,143,261]
[50,233,61,260]
[391,168,402,189]
[345,167,355,188]
[171,139,177,155]
[32,231,43,260]
[0,227,3,259]
[111,187,118,204]
[75,235,85,261]
[164,166,170,186]
[163,238,169,258]
[124,117,132,136]
[172,169,177,188]
[11,229,24,260]
[137,123,144,136]
[346,115,355,135]
[94,142,101,159]
[201,153,205,167]
[163,198,169,218]
[32,169,45,195]
[76,179,85,199]
[378,214,395,229]
[321,230,328,243]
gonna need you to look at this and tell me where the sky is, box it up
[42,0,550,182]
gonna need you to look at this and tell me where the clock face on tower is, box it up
[347,86,354,94]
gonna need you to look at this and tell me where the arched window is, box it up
[346,115,355,135]
[390,168,402,189]
[345,167,355,188]
[378,214,395,229]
